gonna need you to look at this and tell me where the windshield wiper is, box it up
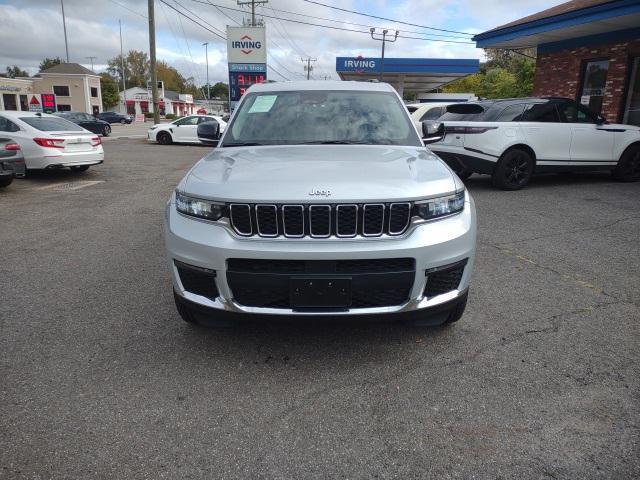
[299,140,370,145]
[221,142,266,147]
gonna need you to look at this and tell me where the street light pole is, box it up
[203,42,210,104]
[370,28,398,82]
[60,0,70,62]
[119,19,127,113]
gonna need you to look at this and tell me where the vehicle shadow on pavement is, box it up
[19,169,98,184]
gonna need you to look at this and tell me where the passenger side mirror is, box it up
[197,120,221,145]
[422,120,445,144]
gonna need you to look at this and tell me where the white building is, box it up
[118,86,195,117]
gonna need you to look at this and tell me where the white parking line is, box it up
[37,180,105,191]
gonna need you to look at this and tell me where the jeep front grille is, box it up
[228,202,412,238]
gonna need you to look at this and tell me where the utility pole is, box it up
[119,19,127,113]
[85,56,96,72]
[148,0,160,124]
[203,42,210,106]
[370,28,398,82]
[60,0,70,62]
[301,57,317,80]
[237,0,268,26]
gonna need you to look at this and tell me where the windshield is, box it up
[20,116,84,132]
[222,90,422,147]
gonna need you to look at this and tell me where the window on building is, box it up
[19,95,28,111]
[57,104,71,112]
[623,57,640,126]
[521,103,561,122]
[496,104,525,122]
[2,93,17,111]
[579,59,609,115]
[140,101,149,113]
[0,116,20,132]
[91,87,98,98]
[53,85,70,96]
[127,103,136,115]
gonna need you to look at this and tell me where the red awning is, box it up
[125,100,135,105]
[139,101,148,107]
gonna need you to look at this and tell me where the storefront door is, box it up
[623,57,640,126]
[2,93,17,111]
[579,59,609,115]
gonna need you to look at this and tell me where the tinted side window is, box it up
[558,101,596,123]
[439,111,484,122]
[0,117,20,132]
[175,116,199,126]
[419,107,443,121]
[496,104,525,122]
[522,103,561,123]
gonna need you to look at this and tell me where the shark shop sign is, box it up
[227,26,266,64]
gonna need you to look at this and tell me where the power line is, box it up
[107,0,148,19]
[256,2,472,40]
[159,0,226,40]
[188,0,474,44]
[300,0,474,36]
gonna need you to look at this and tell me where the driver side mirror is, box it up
[422,120,445,144]
[596,114,606,125]
[197,120,221,145]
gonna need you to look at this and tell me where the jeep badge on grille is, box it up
[309,189,331,197]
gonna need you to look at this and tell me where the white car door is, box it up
[557,100,615,164]
[518,101,572,164]
[172,116,199,143]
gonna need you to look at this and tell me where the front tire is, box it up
[102,125,111,137]
[492,148,534,190]
[157,131,172,145]
[612,144,640,182]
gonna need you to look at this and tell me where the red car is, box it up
[196,108,207,115]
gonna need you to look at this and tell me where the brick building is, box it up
[474,0,640,126]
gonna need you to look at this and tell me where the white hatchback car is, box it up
[148,114,227,145]
[428,97,640,189]
[0,111,104,172]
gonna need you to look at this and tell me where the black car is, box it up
[55,112,111,136]
[98,111,132,124]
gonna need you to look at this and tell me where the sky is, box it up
[0,0,564,86]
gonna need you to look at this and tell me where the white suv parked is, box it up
[164,81,477,327]
[428,97,640,189]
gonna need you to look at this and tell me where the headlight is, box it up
[416,190,465,220]
[175,191,224,221]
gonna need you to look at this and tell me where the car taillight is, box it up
[5,143,20,151]
[91,136,101,147]
[34,137,65,149]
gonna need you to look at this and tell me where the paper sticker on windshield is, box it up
[249,95,277,113]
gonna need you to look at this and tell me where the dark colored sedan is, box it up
[55,112,111,136]
[98,111,132,124]
[0,137,25,188]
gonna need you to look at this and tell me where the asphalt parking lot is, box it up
[1,139,639,479]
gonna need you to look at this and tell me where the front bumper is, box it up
[164,192,477,318]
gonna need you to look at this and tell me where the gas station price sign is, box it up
[228,63,267,110]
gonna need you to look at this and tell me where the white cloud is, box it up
[1,0,564,84]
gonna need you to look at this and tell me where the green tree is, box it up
[39,57,62,71]
[107,50,150,89]
[100,73,120,109]
[5,65,29,78]
[443,49,536,99]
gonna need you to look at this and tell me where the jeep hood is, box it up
[180,145,459,203]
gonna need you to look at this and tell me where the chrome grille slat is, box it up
[229,202,411,238]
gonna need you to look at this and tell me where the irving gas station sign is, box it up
[227,26,267,110]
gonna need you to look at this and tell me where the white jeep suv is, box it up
[164,81,476,327]
[428,97,640,189]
